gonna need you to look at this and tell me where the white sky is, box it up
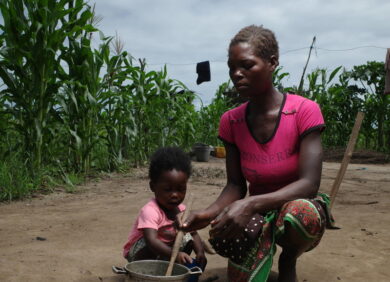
[93,0,390,105]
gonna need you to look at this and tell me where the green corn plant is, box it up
[0,0,96,173]
[144,68,196,149]
[127,63,197,165]
[99,41,137,170]
[58,36,106,172]
[55,3,108,173]
[194,81,235,146]
[273,67,294,93]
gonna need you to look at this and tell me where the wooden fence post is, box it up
[329,112,365,210]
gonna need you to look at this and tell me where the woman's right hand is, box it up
[177,209,212,232]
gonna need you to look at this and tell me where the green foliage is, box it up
[273,67,294,93]
[0,156,35,201]
[122,63,198,166]
[297,63,389,152]
[301,67,363,146]
[0,0,97,173]
[348,61,388,150]
[195,82,236,146]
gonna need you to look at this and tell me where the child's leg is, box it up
[127,238,159,262]
[128,236,194,262]
[181,233,194,255]
[181,234,203,282]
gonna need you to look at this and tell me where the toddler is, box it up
[123,147,207,269]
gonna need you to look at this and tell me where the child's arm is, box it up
[191,231,207,269]
[143,228,192,264]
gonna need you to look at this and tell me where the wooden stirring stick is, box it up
[165,193,194,276]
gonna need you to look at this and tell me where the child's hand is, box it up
[175,252,192,265]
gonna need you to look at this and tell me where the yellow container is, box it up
[215,146,226,158]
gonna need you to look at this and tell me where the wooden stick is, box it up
[165,193,194,276]
[329,112,364,210]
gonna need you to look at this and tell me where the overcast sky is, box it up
[93,0,390,105]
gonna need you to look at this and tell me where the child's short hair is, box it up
[149,147,192,183]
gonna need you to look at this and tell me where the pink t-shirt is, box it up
[218,93,325,195]
[123,198,185,258]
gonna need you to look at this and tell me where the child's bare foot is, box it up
[278,251,298,282]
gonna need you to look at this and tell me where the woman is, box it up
[180,25,332,282]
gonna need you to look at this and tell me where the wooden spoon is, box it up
[165,193,194,276]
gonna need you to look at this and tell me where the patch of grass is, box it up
[63,172,84,193]
[0,157,88,200]
[0,159,36,201]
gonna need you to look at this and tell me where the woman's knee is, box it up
[277,199,325,237]
[275,199,326,253]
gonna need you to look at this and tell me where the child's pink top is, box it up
[218,93,325,195]
[123,198,185,258]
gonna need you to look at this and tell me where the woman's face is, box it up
[228,42,277,98]
[150,169,188,211]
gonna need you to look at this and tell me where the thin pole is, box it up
[329,112,364,210]
[298,36,316,94]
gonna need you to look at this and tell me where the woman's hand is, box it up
[209,198,254,239]
[176,209,212,232]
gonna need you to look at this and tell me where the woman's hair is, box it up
[229,25,279,62]
[149,147,192,183]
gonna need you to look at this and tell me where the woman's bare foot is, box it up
[202,239,216,254]
[278,251,298,282]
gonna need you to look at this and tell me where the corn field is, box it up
[0,0,388,201]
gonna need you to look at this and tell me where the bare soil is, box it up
[0,157,389,282]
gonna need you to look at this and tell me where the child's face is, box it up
[150,169,188,211]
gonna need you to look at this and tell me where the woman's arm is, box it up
[180,142,247,232]
[204,141,248,217]
[210,131,323,238]
[246,130,323,212]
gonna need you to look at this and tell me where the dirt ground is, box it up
[0,157,389,282]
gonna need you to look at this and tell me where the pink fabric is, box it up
[218,93,325,195]
[123,198,185,258]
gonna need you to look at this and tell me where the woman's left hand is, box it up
[209,198,253,239]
